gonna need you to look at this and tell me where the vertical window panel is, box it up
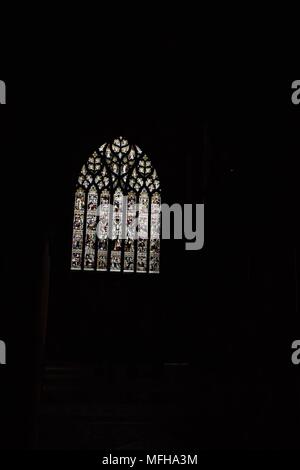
[110,188,124,272]
[149,192,161,273]
[84,186,98,270]
[137,190,149,273]
[123,192,137,272]
[97,189,110,271]
[71,188,85,270]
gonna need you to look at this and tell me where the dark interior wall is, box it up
[45,112,203,363]
[43,98,299,373]
[1,69,300,449]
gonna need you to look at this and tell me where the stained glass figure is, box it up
[97,189,110,271]
[137,190,149,273]
[110,188,124,272]
[150,192,161,273]
[71,188,85,270]
[84,186,98,270]
[123,192,137,272]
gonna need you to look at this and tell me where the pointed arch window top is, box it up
[77,136,160,194]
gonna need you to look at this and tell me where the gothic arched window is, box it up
[71,137,161,273]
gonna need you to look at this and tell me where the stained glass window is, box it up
[71,137,161,273]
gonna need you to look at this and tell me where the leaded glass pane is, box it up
[97,189,110,271]
[84,186,98,270]
[137,190,149,273]
[110,188,124,272]
[124,192,137,272]
[149,192,161,273]
[71,188,85,270]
